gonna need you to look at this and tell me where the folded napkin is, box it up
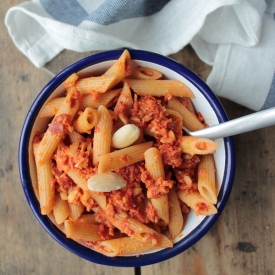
[5,0,275,110]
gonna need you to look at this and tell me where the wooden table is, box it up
[1,1,274,274]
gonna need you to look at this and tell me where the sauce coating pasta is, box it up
[32,50,219,257]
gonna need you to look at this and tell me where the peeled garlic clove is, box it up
[87,172,127,192]
[112,124,140,149]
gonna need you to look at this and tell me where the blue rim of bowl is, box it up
[18,49,235,267]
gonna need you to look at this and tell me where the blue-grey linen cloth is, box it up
[5,0,275,110]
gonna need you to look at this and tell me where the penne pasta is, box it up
[98,141,153,174]
[53,193,70,225]
[79,88,122,110]
[198,154,217,204]
[78,214,96,224]
[144,147,165,178]
[64,220,102,241]
[39,97,65,118]
[97,209,173,247]
[67,130,84,143]
[144,147,169,225]
[36,87,80,165]
[103,49,131,87]
[114,82,133,124]
[179,97,196,114]
[75,74,117,94]
[41,88,122,118]
[69,202,85,221]
[168,187,184,240]
[125,79,194,98]
[33,142,55,215]
[167,97,205,131]
[164,108,184,121]
[92,105,113,165]
[73,107,98,134]
[127,66,162,80]
[178,190,217,216]
[64,72,79,89]
[32,51,221,257]
[97,236,170,257]
[180,136,219,155]
[150,196,169,226]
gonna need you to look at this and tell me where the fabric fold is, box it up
[5,0,275,110]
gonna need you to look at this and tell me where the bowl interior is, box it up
[20,50,235,267]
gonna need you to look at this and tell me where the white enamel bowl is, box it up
[18,49,235,267]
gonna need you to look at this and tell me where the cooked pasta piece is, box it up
[114,82,133,124]
[79,88,122,109]
[127,66,162,80]
[164,108,184,121]
[92,105,113,165]
[67,130,84,143]
[144,147,169,225]
[40,89,121,118]
[167,98,205,131]
[178,190,217,216]
[98,141,153,174]
[33,142,55,215]
[64,72,79,89]
[53,193,70,225]
[125,79,194,98]
[64,220,102,241]
[69,202,85,221]
[78,214,96,223]
[75,74,117,94]
[73,107,98,134]
[97,209,173,247]
[168,187,184,240]
[36,86,80,165]
[39,97,65,118]
[104,49,131,87]
[198,154,217,204]
[97,236,170,257]
[179,97,196,114]
[180,136,219,155]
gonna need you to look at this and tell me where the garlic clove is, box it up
[87,172,127,192]
[112,124,140,149]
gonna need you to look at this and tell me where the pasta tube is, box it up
[114,82,133,124]
[97,236,170,257]
[180,136,219,155]
[167,98,204,131]
[198,154,217,204]
[144,147,169,225]
[168,187,184,240]
[64,220,102,241]
[92,105,113,165]
[98,141,153,174]
[33,142,55,215]
[127,66,162,80]
[125,79,194,98]
[178,190,217,216]
[73,107,98,134]
[36,87,80,165]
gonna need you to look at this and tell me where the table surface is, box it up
[1,1,275,275]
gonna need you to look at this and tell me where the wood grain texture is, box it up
[1,1,275,275]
